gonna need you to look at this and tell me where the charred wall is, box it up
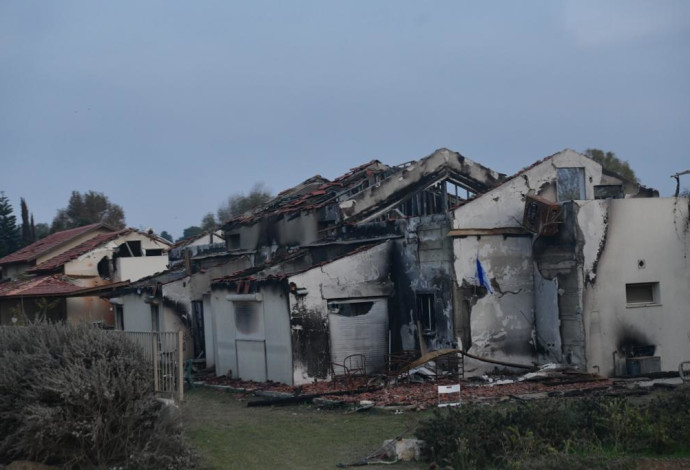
[533,203,586,367]
[389,215,456,354]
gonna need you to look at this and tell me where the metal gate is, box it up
[117,330,184,402]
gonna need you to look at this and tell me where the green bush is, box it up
[0,323,193,469]
[416,389,690,469]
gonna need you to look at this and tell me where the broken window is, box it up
[329,301,374,317]
[97,256,110,279]
[117,241,142,257]
[557,168,586,202]
[234,302,261,334]
[594,185,624,200]
[416,293,436,333]
[145,249,164,256]
[626,283,660,306]
[228,233,241,250]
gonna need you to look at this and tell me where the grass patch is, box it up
[182,388,429,470]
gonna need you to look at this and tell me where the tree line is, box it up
[0,190,125,258]
[0,183,274,257]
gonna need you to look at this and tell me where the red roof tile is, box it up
[27,229,132,273]
[0,223,112,265]
[0,275,85,298]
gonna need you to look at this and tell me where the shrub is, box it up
[0,323,193,469]
[416,389,690,469]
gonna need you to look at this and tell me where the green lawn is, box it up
[182,388,430,470]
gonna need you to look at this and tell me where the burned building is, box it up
[106,147,688,384]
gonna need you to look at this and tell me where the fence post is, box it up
[178,330,184,402]
[152,333,159,394]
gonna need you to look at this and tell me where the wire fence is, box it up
[115,330,184,402]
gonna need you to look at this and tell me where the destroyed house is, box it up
[0,227,171,326]
[450,149,688,378]
[209,148,508,384]
[104,147,687,385]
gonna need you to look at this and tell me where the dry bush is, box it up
[0,323,193,469]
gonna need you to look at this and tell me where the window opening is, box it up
[97,256,110,279]
[117,241,142,258]
[557,168,586,201]
[329,301,374,317]
[416,293,436,333]
[234,302,261,334]
[228,233,241,250]
[146,249,164,256]
[626,283,659,305]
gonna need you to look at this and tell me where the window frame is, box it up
[625,282,661,307]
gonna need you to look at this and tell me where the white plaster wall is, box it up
[584,198,690,375]
[35,227,113,265]
[203,293,215,367]
[121,294,153,331]
[64,231,169,280]
[210,290,237,378]
[576,200,609,283]
[116,256,169,282]
[453,235,536,372]
[262,284,293,384]
[187,231,224,247]
[288,242,392,384]
[452,150,602,229]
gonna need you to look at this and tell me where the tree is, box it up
[0,192,19,258]
[160,230,173,243]
[216,183,272,223]
[584,149,638,183]
[200,212,217,231]
[33,222,50,241]
[19,198,33,246]
[177,226,203,242]
[51,190,126,232]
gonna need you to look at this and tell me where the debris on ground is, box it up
[198,364,628,409]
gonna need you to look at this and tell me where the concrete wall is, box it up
[121,293,153,331]
[63,231,169,281]
[35,227,113,266]
[449,150,609,373]
[225,213,320,254]
[66,296,113,325]
[116,256,169,282]
[287,241,392,385]
[391,216,457,354]
[453,235,537,372]
[452,150,602,229]
[584,197,690,376]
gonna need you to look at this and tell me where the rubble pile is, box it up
[199,365,620,409]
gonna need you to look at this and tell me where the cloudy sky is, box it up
[1,1,689,238]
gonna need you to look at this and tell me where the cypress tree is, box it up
[0,192,20,258]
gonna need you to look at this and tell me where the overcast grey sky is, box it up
[1,1,689,238]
